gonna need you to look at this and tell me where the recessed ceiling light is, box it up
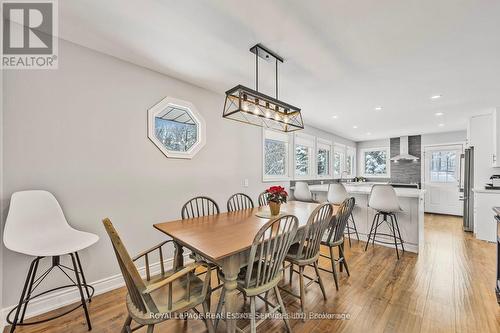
[374,106,383,111]
[435,112,444,116]
[332,115,338,119]
[431,94,442,100]
[353,125,358,129]
[438,123,445,127]
[366,132,372,135]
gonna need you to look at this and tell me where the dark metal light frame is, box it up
[223,44,304,132]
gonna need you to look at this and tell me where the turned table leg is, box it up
[173,241,184,270]
[221,255,240,333]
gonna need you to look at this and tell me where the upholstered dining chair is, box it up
[103,218,214,333]
[280,203,334,316]
[215,215,298,333]
[4,190,98,333]
[327,183,359,247]
[227,193,254,212]
[258,191,268,207]
[293,182,316,202]
[319,197,355,290]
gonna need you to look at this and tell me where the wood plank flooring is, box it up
[5,214,500,332]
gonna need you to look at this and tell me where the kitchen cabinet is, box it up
[473,189,500,242]
[493,108,500,167]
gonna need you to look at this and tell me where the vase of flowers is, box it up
[265,186,288,216]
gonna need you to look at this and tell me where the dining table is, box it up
[153,200,337,333]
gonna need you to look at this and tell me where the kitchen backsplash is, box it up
[389,135,421,184]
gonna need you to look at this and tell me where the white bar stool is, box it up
[3,190,99,332]
[327,183,359,246]
[364,185,405,259]
[293,182,315,202]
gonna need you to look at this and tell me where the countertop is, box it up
[473,188,500,194]
[302,184,425,198]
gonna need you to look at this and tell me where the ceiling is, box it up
[59,0,500,141]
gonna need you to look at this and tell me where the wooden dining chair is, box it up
[280,203,334,316]
[258,191,268,207]
[102,218,214,333]
[318,197,355,290]
[181,196,220,219]
[181,196,222,286]
[227,193,254,212]
[215,215,298,333]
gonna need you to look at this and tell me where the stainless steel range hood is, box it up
[390,136,419,161]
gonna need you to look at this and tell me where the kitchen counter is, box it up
[290,182,425,253]
[473,188,500,194]
[306,183,425,198]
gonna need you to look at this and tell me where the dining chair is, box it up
[257,191,268,207]
[280,203,334,316]
[181,196,220,219]
[4,190,98,333]
[319,197,355,290]
[227,193,254,212]
[102,218,214,333]
[327,183,359,247]
[181,196,222,286]
[293,182,316,202]
[365,185,405,259]
[215,215,298,333]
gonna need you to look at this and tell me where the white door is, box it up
[423,144,464,216]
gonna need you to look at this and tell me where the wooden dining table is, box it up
[153,201,337,333]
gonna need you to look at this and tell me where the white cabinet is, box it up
[492,109,500,167]
[473,189,500,242]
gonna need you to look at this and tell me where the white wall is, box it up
[421,130,466,146]
[1,39,354,310]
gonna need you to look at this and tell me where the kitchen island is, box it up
[292,183,425,253]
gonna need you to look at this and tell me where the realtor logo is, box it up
[2,0,58,69]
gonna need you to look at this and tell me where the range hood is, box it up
[390,136,419,161]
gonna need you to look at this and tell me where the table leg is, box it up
[173,241,184,270]
[221,255,240,333]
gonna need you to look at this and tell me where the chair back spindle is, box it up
[245,215,298,289]
[258,191,269,207]
[181,196,220,219]
[325,198,355,245]
[294,203,334,261]
[227,193,254,212]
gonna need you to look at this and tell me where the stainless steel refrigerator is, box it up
[461,147,474,232]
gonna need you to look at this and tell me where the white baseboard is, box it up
[0,254,192,328]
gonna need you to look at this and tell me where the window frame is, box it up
[316,138,332,178]
[361,147,391,178]
[262,129,291,182]
[333,144,346,179]
[346,146,357,178]
[294,133,315,180]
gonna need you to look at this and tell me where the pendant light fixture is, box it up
[222,44,304,132]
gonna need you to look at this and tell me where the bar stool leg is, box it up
[19,258,40,323]
[10,257,39,333]
[70,253,92,330]
[393,214,405,253]
[389,214,400,259]
[372,213,382,247]
[365,213,378,251]
[75,252,91,302]
[350,213,360,241]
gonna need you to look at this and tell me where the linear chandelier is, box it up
[223,44,304,132]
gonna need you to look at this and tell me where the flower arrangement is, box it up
[265,186,288,203]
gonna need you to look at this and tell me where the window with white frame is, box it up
[430,150,458,182]
[333,144,345,178]
[317,139,332,177]
[346,146,356,177]
[295,134,315,178]
[263,130,290,181]
[362,147,390,177]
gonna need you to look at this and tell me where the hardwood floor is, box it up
[5,214,500,332]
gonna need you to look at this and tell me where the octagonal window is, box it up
[148,97,206,159]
